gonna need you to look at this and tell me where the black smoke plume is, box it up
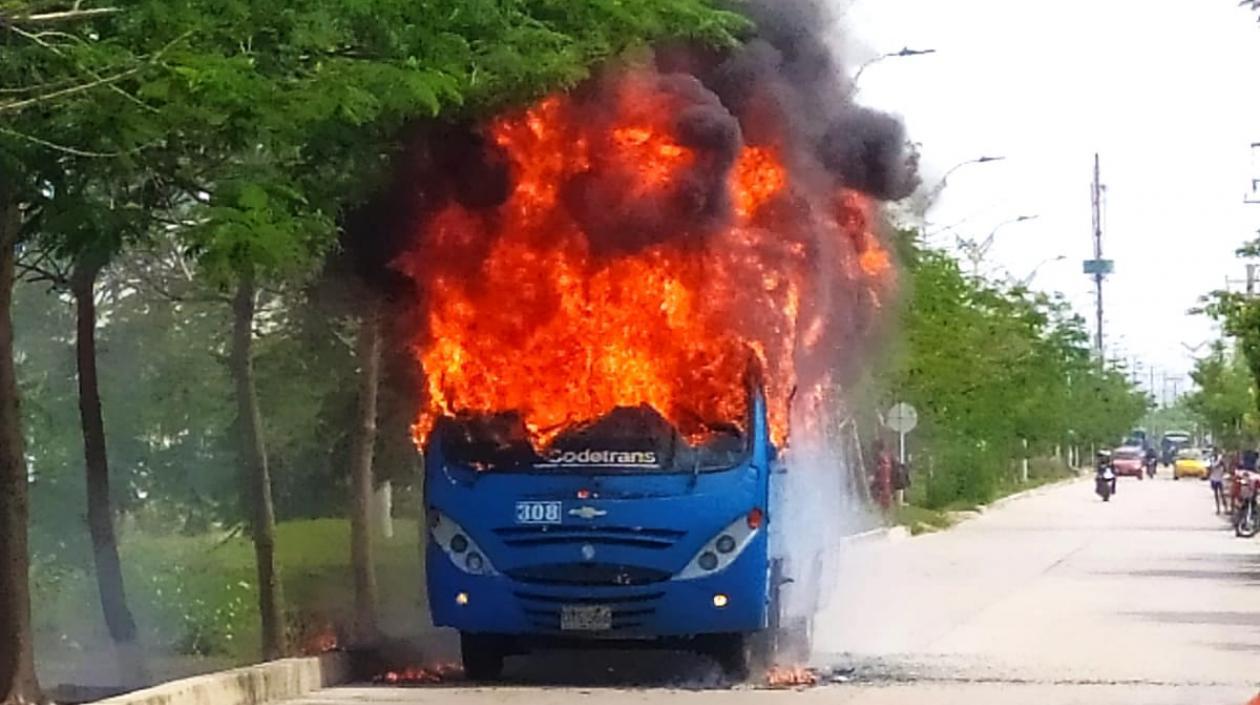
[345,0,916,277]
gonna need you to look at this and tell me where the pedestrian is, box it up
[871,439,894,511]
[1209,455,1226,515]
[893,456,911,507]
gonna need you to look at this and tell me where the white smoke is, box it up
[773,384,879,662]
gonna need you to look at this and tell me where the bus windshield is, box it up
[431,405,751,474]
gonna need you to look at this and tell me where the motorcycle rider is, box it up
[1096,449,1117,499]
[1143,445,1158,477]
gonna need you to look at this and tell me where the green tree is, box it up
[1,3,159,698]
[882,232,1147,508]
[1185,341,1256,448]
[1200,242,1260,429]
[5,0,749,677]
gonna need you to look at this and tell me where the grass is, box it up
[893,504,955,535]
[32,518,428,683]
[893,456,1079,535]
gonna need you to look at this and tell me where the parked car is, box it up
[1111,446,1145,479]
[1173,448,1209,480]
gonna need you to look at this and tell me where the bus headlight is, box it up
[429,511,498,576]
[698,552,719,571]
[675,510,762,581]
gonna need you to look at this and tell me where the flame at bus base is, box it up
[392,68,894,454]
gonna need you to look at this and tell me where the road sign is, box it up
[1082,259,1114,276]
[885,402,918,434]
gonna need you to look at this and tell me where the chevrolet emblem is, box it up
[568,506,607,520]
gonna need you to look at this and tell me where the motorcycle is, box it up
[1145,457,1157,479]
[1235,471,1258,538]
[1096,464,1116,502]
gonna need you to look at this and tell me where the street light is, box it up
[983,215,1039,250]
[852,47,938,89]
[1017,255,1068,287]
[923,156,1006,210]
[957,214,1039,276]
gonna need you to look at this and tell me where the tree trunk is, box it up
[349,304,382,645]
[230,273,286,661]
[71,260,148,688]
[0,191,43,704]
[372,482,393,540]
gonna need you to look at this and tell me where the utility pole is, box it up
[1244,142,1260,205]
[1082,154,1113,361]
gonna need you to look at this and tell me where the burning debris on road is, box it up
[764,666,821,689]
[385,0,917,454]
[374,663,464,686]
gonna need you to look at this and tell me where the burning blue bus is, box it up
[423,380,781,680]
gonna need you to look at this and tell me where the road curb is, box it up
[985,474,1084,512]
[840,525,910,544]
[906,474,1087,536]
[94,653,351,705]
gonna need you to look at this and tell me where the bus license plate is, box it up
[560,605,612,632]
[515,501,562,525]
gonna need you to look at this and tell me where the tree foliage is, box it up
[3,0,751,682]
[881,233,1149,507]
[1183,341,1257,447]
[1198,239,1260,446]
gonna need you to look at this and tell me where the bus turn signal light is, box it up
[747,508,764,529]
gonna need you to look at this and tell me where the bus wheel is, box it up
[706,633,769,682]
[460,633,506,682]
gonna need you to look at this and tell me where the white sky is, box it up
[843,0,1260,398]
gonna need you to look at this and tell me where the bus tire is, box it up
[460,633,506,682]
[707,632,768,682]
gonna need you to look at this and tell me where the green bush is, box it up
[34,518,424,664]
[924,438,1001,509]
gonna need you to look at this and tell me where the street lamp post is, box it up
[1018,255,1068,287]
[852,47,938,90]
[957,215,1039,276]
[923,156,1006,210]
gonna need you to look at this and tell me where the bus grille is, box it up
[505,563,671,586]
[493,525,684,550]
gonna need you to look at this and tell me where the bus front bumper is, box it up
[426,544,769,638]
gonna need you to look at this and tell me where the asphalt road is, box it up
[295,470,1260,705]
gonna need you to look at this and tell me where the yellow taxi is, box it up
[1173,448,1209,480]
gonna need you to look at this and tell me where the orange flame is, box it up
[377,663,464,685]
[766,665,819,688]
[297,620,339,656]
[395,73,893,453]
